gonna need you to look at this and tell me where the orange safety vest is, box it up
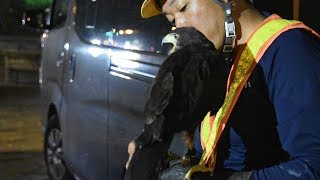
[185,14,320,179]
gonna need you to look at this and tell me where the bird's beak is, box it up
[161,33,179,55]
[161,33,177,46]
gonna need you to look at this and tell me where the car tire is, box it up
[44,114,75,180]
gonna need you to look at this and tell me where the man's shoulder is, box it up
[273,28,320,51]
[260,28,320,65]
[258,27,320,85]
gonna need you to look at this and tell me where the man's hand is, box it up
[123,140,169,180]
[125,131,153,170]
[123,131,171,180]
[125,141,136,170]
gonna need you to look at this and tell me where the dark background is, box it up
[0,0,319,36]
[254,0,319,33]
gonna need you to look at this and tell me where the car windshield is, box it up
[75,0,173,53]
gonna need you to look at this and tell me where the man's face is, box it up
[161,0,226,50]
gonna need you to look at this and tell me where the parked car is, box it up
[39,0,185,179]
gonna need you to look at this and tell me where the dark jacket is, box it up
[195,28,320,179]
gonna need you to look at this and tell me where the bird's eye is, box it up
[180,4,187,12]
[174,34,179,39]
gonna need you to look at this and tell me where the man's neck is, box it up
[234,3,266,46]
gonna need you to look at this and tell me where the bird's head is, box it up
[161,32,180,55]
[161,27,215,55]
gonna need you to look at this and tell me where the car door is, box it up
[108,50,166,179]
[105,0,172,179]
[61,0,109,179]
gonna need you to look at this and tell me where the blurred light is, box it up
[112,57,140,69]
[133,39,140,44]
[73,5,77,14]
[42,33,48,39]
[88,47,104,57]
[125,29,134,34]
[123,41,139,50]
[27,17,31,21]
[64,43,70,51]
[103,40,108,45]
[109,51,141,61]
[22,12,26,25]
[119,30,124,35]
[107,37,114,45]
[105,31,113,37]
[40,24,44,28]
[124,41,131,49]
[112,28,116,33]
[171,27,176,31]
[86,25,95,29]
[39,67,42,84]
[91,39,101,45]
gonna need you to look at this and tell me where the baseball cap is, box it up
[141,0,166,18]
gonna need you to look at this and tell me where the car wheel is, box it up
[44,114,74,180]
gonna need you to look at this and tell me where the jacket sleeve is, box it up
[251,29,320,179]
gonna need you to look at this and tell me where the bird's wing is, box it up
[144,71,174,125]
[144,48,191,125]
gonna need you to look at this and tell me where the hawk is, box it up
[124,27,229,180]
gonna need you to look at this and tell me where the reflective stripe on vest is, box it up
[185,14,320,179]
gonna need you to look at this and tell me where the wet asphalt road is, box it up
[0,86,48,180]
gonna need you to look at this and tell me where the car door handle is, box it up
[68,54,76,83]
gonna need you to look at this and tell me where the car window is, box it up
[75,0,172,53]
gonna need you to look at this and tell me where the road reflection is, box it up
[0,151,47,180]
[0,86,47,180]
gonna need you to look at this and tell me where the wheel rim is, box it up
[46,128,66,180]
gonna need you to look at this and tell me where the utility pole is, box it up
[293,0,300,20]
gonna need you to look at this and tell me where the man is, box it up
[127,0,320,179]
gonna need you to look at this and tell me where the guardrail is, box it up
[1,50,41,85]
[0,36,40,51]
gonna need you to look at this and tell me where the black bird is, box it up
[124,27,229,180]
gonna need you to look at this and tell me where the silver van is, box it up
[39,0,178,179]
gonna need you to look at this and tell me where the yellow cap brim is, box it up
[141,0,162,18]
